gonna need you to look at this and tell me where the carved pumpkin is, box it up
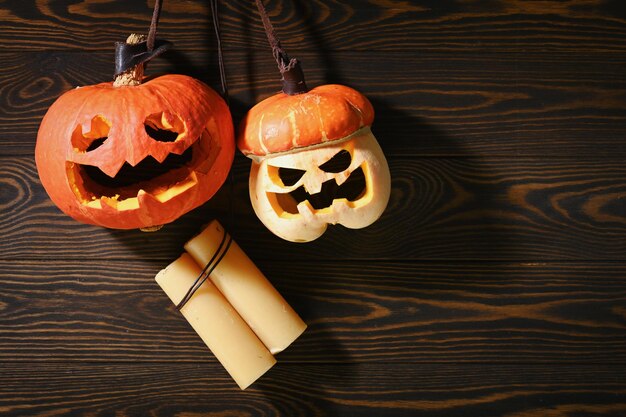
[238,84,390,242]
[36,45,234,230]
[36,75,233,230]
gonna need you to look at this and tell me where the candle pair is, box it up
[155,220,307,389]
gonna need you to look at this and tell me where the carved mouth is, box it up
[67,130,214,211]
[273,166,367,214]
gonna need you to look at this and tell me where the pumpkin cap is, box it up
[237,84,374,159]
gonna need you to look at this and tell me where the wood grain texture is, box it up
[0,363,625,417]
[2,50,626,157]
[1,260,625,364]
[2,156,625,261]
[1,0,625,53]
[1,0,626,415]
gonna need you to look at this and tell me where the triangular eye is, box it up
[278,167,306,186]
[319,150,351,173]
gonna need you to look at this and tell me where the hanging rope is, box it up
[146,0,163,51]
[114,0,171,78]
[254,0,307,95]
[176,0,235,311]
[209,0,234,235]
[210,0,229,102]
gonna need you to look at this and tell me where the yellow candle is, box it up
[185,220,307,354]
[155,253,276,389]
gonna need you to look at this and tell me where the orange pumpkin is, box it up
[36,57,234,230]
[238,84,390,242]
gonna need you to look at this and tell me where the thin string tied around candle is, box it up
[176,229,233,311]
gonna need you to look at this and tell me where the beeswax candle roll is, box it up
[155,253,276,390]
[185,220,307,354]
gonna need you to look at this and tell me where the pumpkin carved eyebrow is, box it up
[318,150,351,173]
[71,115,111,152]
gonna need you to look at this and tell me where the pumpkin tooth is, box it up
[125,150,147,168]
[137,189,161,209]
[100,195,120,209]
[303,177,323,195]
[151,148,173,164]
[334,171,351,186]
[296,200,316,219]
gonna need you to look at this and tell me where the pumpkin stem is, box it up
[113,34,147,87]
[280,59,307,95]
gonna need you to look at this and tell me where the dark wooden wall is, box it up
[1,0,626,415]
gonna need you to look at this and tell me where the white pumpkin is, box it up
[249,128,390,242]
[238,84,391,242]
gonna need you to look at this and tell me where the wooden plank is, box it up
[2,156,625,261]
[1,0,625,53]
[2,1,625,416]
[0,362,624,416]
[1,259,624,363]
[2,50,626,157]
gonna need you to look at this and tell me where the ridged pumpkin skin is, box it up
[35,74,234,229]
[237,84,374,158]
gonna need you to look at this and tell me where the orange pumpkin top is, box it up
[237,84,374,158]
[54,74,226,177]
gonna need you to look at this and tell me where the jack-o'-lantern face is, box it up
[250,128,390,242]
[36,74,234,229]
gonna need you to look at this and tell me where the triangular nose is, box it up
[93,156,126,178]
[303,174,324,194]
[124,139,145,167]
